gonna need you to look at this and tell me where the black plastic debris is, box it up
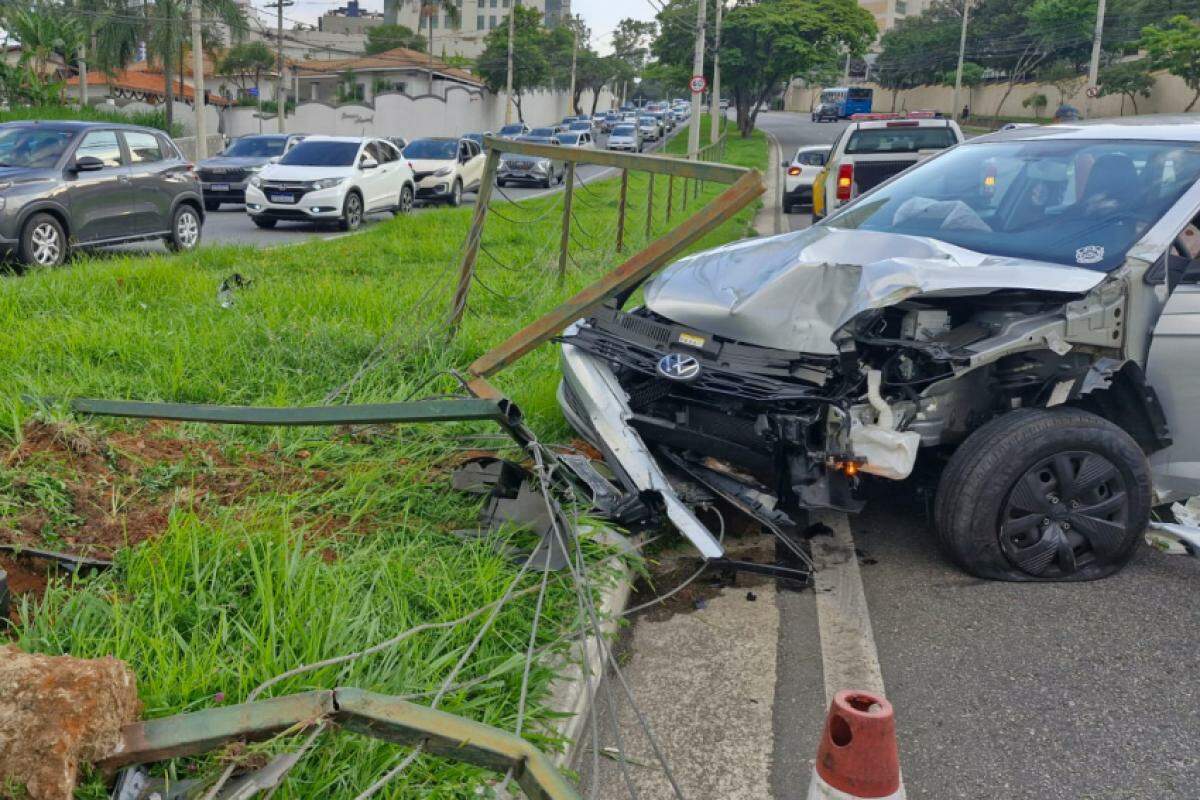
[218,273,254,308]
[745,591,757,602]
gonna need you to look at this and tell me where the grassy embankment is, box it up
[1,115,766,797]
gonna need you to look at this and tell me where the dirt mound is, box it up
[0,646,140,800]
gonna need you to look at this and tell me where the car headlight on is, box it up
[433,166,453,177]
[311,177,346,190]
[249,175,262,187]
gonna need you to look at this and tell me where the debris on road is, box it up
[0,646,140,800]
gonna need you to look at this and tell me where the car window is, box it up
[828,139,1200,271]
[0,126,74,168]
[844,126,958,154]
[279,139,360,166]
[404,139,458,159]
[378,141,400,162]
[796,150,827,166]
[124,130,163,163]
[77,130,123,167]
[224,136,288,157]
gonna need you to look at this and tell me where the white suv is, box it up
[814,116,963,219]
[404,137,486,206]
[245,136,414,230]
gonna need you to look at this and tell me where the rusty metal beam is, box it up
[467,168,765,379]
[482,135,743,183]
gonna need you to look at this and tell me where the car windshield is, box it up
[222,136,287,157]
[844,125,958,154]
[499,124,524,135]
[520,136,556,145]
[279,140,360,166]
[404,139,458,159]
[639,117,654,124]
[828,138,1200,271]
[558,133,581,145]
[613,126,635,136]
[0,126,74,168]
[463,133,483,144]
[569,122,590,130]
[529,128,555,137]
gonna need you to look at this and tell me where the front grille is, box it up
[260,180,314,192]
[506,160,535,170]
[854,160,915,192]
[199,168,248,182]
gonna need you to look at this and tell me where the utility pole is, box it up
[503,2,515,125]
[687,0,706,159]
[567,26,577,117]
[1084,0,1107,118]
[78,44,89,107]
[190,0,207,159]
[709,0,722,143]
[842,51,850,84]
[266,0,294,133]
[951,0,969,121]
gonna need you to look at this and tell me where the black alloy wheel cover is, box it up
[999,450,1129,578]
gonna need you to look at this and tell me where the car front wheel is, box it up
[165,204,202,252]
[447,179,463,207]
[18,212,67,267]
[934,408,1150,582]
[252,216,277,229]
[339,192,363,231]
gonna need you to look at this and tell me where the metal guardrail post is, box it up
[448,147,501,332]
[645,173,654,240]
[558,161,575,280]
[616,168,628,253]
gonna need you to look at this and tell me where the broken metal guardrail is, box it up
[98,688,581,800]
[451,131,763,401]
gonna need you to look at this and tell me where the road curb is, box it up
[756,130,784,236]
[544,527,637,770]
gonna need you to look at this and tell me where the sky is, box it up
[281,0,656,54]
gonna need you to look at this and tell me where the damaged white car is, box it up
[559,117,1200,582]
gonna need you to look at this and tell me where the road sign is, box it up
[689,75,708,94]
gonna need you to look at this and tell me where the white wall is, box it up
[222,85,618,139]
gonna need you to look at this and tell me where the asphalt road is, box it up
[107,127,677,256]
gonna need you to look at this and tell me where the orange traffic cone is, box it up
[807,690,905,799]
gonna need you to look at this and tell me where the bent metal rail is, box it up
[455,133,764,402]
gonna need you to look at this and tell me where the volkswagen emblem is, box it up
[656,352,701,381]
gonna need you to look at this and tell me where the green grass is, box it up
[3,121,766,797]
[0,104,181,136]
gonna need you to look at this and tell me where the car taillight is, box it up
[836,163,853,201]
[787,166,802,176]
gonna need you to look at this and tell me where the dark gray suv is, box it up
[196,133,306,210]
[0,121,204,267]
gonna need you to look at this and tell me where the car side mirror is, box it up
[781,160,789,169]
[360,156,378,170]
[73,156,105,172]
[269,156,281,164]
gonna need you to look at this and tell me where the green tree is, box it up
[609,17,655,105]
[1037,59,1085,107]
[65,0,144,96]
[1141,15,1200,111]
[364,23,426,54]
[219,40,274,102]
[409,0,459,91]
[475,5,549,122]
[718,0,876,135]
[1097,59,1154,113]
[650,0,720,94]
[939,61,984,116]
[3,5,83,76]
[1022,91,1049,118]
[875,0,963,95]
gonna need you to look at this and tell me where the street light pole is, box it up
[1084,0,1107,118]
[503,2,515,125]
[190,0,207,158]
[687,0,707,159]
[951,0,969,121]
[709,0,722,144]
[266,0,294,133]
[567,26,577,118]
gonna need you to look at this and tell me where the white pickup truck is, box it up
[813,116,963,219]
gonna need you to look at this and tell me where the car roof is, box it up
[300,135,370,142]
[971,113,1200,144]
[0,119,162,133]
[794,144,831,153]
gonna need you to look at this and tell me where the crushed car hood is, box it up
[643,227,1107,355]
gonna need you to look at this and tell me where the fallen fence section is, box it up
[99,688,581,800]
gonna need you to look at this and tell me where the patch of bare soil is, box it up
[0,420,311,561]
[0,555,49,626]
[0,646,139,800]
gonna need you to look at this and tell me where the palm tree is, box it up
[410,0,459,92]
[64,0,143,105]
[3,6,83,77]
[143,0,247,131]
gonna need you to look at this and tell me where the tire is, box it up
[542,171,553,189]
[17,212,67,267]
[447,179,463,207]
[165,204,202,252]
[394,184,414,215]
[339,191,363,231]
[782,200,792,214]
[204,199,221,212]
[497,179,507,188]
[252,216,277,229]
[934,408,1150,582]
